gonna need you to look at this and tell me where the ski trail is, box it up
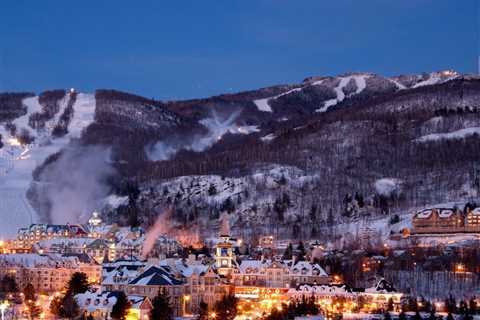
[0,92,97,237]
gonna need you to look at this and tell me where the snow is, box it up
[389,79,406,90]
[413,73,442,88]
[253,98,273,112]
[14,96,43,138]
[413,71,459,88]
[103,194,129,209]
[254,75,370,113]
[261,133,276,142]
[0,92,96,237]
[67,93,97,138]
[238,260,266,274]
[0,253,81,268]
[235,125,260,134]
[374,178,402,196]
[415,127,480,143]
[438,209,453,218]
[35,237,97,251]
[316,75,370,112]
[416,209,433,219]
[253,87,303,112]
[293,284,354,297]
[75,291,117,313]
[159,258,209,277]
[291,261,328,277]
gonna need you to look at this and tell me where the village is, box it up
[0,208,478,320]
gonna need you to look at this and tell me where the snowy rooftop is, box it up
[0,253,83,268]
[159,258,210,277]
[76,291,149,313]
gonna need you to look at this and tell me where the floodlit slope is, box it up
[0,92,96,236]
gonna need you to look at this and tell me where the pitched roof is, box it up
[129,265,182,286]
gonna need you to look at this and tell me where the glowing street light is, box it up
[456,263,465,273]
[0,301,9,320]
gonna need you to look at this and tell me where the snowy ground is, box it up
[253,87,304,112]
[0,93,96,237]
[415,127,480,143]
[316,75,369,112]
[413,71,459,88]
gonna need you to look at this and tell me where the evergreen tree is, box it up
[459,300,468,315]
[197,300,208,320]
[0,275,18,294]
[66,272,90,295]
[469,297,477,314]
[23,283,35,302]
[309,204,318,222]
[61,294,80,320]
[398,311,407,320]
[111,291,131,320]
[213,295,238,320]
[208,183,217,196]
[428,309,436,320]
[384,311,392,320]
[355,192,365,207]
[49,295,64,318]
[446,312,454,320]
[387,297,394,311]
[282,243,293,260]
[445,295,457,314]
[273,198,287,222]
[150,289,173,320]
[222,198,235,214]
[327,208,335,226]
[296,241,306,261]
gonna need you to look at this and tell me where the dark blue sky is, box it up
[1,0,478,99]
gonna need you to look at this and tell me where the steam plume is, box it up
[38,144,116,224]
[146,110,242,161]
[141,208,173,258]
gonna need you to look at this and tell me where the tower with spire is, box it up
[214,214,235,276]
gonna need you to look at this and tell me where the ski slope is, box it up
[316,75,370,112]
[253,87,303,112]
[0,92,96,237]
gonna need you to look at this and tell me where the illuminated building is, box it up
[16,224,88,249]
[215,234,236,276]
[124,265,184,316]
[88,211,103,228]
[412,208,464,234]
[233,258,330,290]
[290,279,403,311]
[0,253,101,293]
[75,291,152,320]
[466,207,480,231]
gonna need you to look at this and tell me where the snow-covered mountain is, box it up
[1,70,479,241]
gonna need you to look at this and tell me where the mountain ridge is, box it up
[1,70,480,242]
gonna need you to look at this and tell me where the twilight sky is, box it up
[0,0,478,99]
